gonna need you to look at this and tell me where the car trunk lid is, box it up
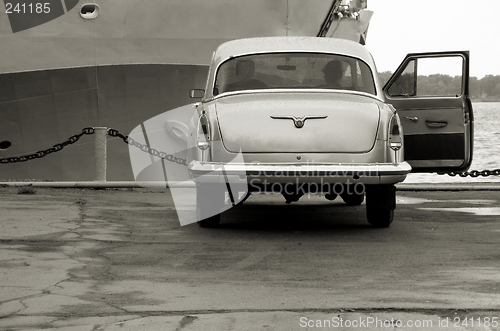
[215,92,380,153]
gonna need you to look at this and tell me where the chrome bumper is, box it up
[189,161,412,185]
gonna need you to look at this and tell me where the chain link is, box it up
[0,127,95,164]
[107,128,187,166]
[0,127,187,167]
[106,128,128,144]
[6,126,498,174]
[438,169,500,177]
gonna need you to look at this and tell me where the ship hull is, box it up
[0,64,208,180]
[0,0,370,180]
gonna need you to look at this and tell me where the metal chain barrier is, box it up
[107,128,187,166]
[0,127,95,164]
[3,126,499,175]
[1,127,187,167]
[439,169,500,177]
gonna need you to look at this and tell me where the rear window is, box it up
[214,52,376,96]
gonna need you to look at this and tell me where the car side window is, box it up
[415,57,463,97]
[387,60,416,97]
[387,56,464,98]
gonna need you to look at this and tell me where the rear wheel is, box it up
[324,193,338,201]
[196,184,224,228]
[197,214,221,228]
[366,208,394,228]
[365,184,396,228]
[340,191,364,206]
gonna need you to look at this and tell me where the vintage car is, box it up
[187,37,473,228]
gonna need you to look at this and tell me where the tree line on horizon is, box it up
[379,71,500,100]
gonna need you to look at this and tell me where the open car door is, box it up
[383,51,473,173]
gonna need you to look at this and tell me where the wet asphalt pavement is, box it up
[0,185,499,330]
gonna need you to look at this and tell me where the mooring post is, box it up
[95,127,107,181]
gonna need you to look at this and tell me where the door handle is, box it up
[196,141,209,150]
[425,120,448,128]
[403,116,419,122]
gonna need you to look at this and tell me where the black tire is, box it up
[340,192,364,206]
[366,207,394,228]
[324,193,338,201]
[196,184,224,228]
[365,184,396,228]
[197,214,221,228]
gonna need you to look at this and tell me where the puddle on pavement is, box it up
[397,197,496,205]
[419,207,500,216]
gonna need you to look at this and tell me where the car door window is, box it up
[387,59,415,97]
[387,56,464,98]
[415,57,463,97]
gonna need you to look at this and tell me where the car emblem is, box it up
[270,115,327,128]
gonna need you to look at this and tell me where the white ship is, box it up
[0,0,372,180]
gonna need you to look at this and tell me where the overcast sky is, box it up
[365,0,499,78]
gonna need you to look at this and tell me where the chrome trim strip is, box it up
[189,161,412,176]
[210,88,383,102]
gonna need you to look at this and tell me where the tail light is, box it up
[388,114,402,151]
[197,112,210,150]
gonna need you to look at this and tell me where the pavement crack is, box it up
[6,307,498,319]
[0,293,42,306]
[42,277,71,294]
[0,297,29,318]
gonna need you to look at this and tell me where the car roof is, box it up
[213,37,375,66]
[204,37,383,101]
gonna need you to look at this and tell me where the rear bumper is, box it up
[188,161,411,185]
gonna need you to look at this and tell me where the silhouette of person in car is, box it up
[225,59,267,92]
[317,60,343,89]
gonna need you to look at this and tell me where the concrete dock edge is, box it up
[1,181,500,191]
